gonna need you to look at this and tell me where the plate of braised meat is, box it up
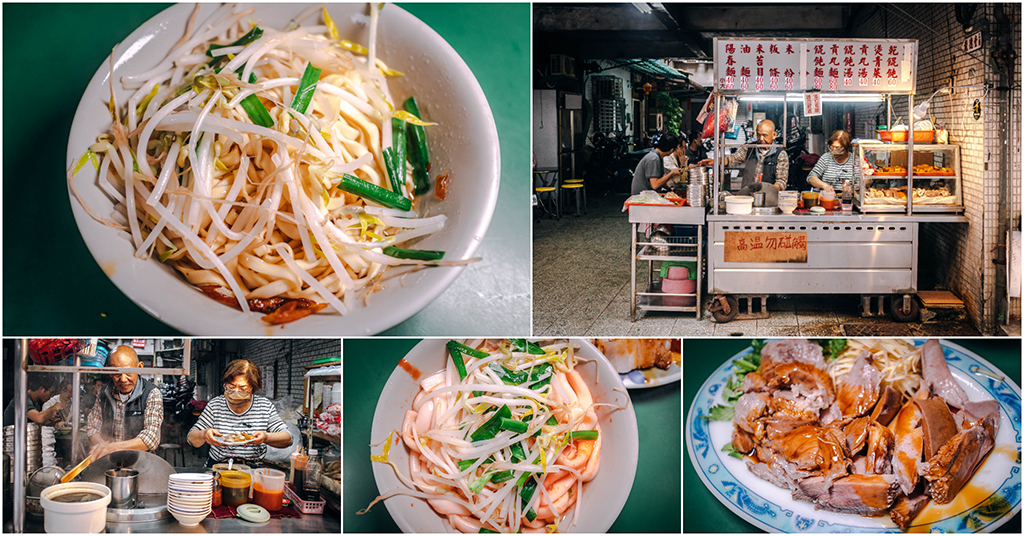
[687,339,1020,532]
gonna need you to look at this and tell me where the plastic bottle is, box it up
[303,449,321,501]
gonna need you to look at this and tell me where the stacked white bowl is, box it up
[167,473,213,527]
[778,191,799,214]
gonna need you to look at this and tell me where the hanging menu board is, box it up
[714,38,917,93]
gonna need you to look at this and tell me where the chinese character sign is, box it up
[714,38,916,93]
[724,232,809,263]
[803,92,822,117]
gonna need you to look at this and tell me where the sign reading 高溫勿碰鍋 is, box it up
[714,38,918,93]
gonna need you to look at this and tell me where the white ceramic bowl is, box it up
[169,507,211,527]
[65,3,500,335]
[778,204,797,214]
[369,339,639,532]
[40,482,111,534]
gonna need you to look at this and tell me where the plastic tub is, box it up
[725,196,754,215]
[40,482,111,534]
[879,129,935,142]
[219,470,251,508]
[253,468,285,512]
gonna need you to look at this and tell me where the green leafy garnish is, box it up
[721,442,744,459]
[813,338,848,361]
[702,404,735,421]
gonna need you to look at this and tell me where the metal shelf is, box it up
[629,210,704,321]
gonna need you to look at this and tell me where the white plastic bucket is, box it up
[40,482,111,533]
[725,196,754,215]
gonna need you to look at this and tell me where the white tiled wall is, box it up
[849,3,1021,332]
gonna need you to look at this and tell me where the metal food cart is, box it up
[629,203,706,320]
[706,37,968,322]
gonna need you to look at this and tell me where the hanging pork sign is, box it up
[714,38,918,93]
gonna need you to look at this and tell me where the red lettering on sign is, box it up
[784,68,795,77]
[756,44,765,54]
[830,44,839,55]
[727,55,736,66]
[859,57,869,66]
[829,57,840,66]
[740,66,751,77]
[769,67,780,77]
[786,44,795,54]
[740,44,751,54]
[726,67,736,77]
[814,45,825,54]
[889,45,898,55]
[757,67,764,76]
[844,45,855,55]
[887,57,898,67]
[726,44,736,54]
[829,68,839,78]
[874,56,883,67]
[860,45,869,55]
[814,56,825,67]
[874,67,882,78]
[843,56,854,67]
[874,45,883,55]
[770,44,780,54]
[814,67,824,77]
[859,68,869,78]
[756,55,764,66]
[887,68,897,78]
[844,68,854,78]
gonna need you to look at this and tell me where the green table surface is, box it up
[2,3,530,336]
[344,339,681,533]
[683,338,1022,533]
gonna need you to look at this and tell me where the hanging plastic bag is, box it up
[702,98,738,140]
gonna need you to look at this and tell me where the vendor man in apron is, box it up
[86,346,163,460]
[721,119,789,200]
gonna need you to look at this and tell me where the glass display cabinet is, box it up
[853,143,963,213]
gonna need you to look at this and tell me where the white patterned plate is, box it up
[686,340,1021,532]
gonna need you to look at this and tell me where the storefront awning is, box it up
[626,59,689,81]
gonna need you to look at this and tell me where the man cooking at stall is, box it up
[86,346,163,460]
[721,119,789,200]
[187,359,292,468]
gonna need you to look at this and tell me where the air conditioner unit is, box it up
[550,54,576,78]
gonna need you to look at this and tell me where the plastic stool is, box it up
[560,182,586,216]
[535,186,559,219]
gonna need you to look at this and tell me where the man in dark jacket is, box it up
[86,347,163,460]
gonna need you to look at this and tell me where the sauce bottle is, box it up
[304,449,322,501]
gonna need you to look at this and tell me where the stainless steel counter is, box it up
[17,511,340,533]
[707,212,968,223]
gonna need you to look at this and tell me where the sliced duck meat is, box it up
[733,392,769,436]
[955,399,1001,438]
[920,339,968,408]
[850,454,869,475]
[741,372,766,392]
[769,391,821,424]
[890,490,931,529]
[890,401,924,495]
[844,416,871,456]
[771,425,850,486]
[764,412,819,441]
[919,419,995,504]
[754,443,815,487]
[820,402,842,427]
[836,350,882,418]
[746,460,792,490]
[795,475,900,516]
[870,385,903,426]
[912,397,958,460]
[764,362,836,410]
[865,422,895,475]
[759,339,826,374]
[732,427,756,454]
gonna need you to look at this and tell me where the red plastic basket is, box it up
[28,339,83,366]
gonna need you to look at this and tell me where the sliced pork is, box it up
[865,422,895,475]
[844,416,871,455]
[759,339,826,374]
[836,351,882,418]
[770,425,849,486]
[956,399,1001,438]
[890,401,924,495]
[764,362,836,410]
[890,490,931,529]
[870,385,903,426]
[733,392,769,437]
[913,397,958,460]
[732,427,755,454]
[920,339,968,408]
[741,372,766,392]
[919,419,995,504]
[794,475,900,516]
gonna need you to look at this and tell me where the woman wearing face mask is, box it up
[807,130,854,194]
[188,359,292,468]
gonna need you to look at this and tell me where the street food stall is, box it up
[705,37,969,322]
[3,339,341,534]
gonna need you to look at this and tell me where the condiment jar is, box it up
[219,470,251,508]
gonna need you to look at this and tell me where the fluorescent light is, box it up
[632,2,652,13]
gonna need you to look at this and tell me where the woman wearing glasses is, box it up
[188,359,292,468]
[807,129,855,194]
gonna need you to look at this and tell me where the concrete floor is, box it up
[532,193,980,337]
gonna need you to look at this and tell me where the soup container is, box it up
[40,482,111,533]
[105,468,138,509]
[725,196,754,215]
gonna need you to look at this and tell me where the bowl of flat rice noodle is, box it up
[66,3,500,335]
[369,339,639,532]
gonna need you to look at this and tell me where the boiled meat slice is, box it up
[912,397,958,460]
[865,422,895,475]
[732,427,756,454]
[919,419,995,504]
[955,399,1001,438]
[890,401,924,495]
[844,416,871,456]
[869,385,903,426]
[759,339,826,374]
[593,339,674,373]
[764,362,836,411]
[732,392,769,437]
[836,350,882,418]
[741,372,766,392]
[770,425,850,486]
[920,339,968,408]
[890,489,931,529]
[794,474,900,516]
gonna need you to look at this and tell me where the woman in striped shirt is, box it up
[188,360,292,467]
[807,129,855,193]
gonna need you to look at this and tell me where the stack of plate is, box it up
[4,423,43,474]
[167,473,213,527]
[688,167,706,207]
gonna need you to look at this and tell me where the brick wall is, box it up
[234,339,340,401]
[849,3,1021,332]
